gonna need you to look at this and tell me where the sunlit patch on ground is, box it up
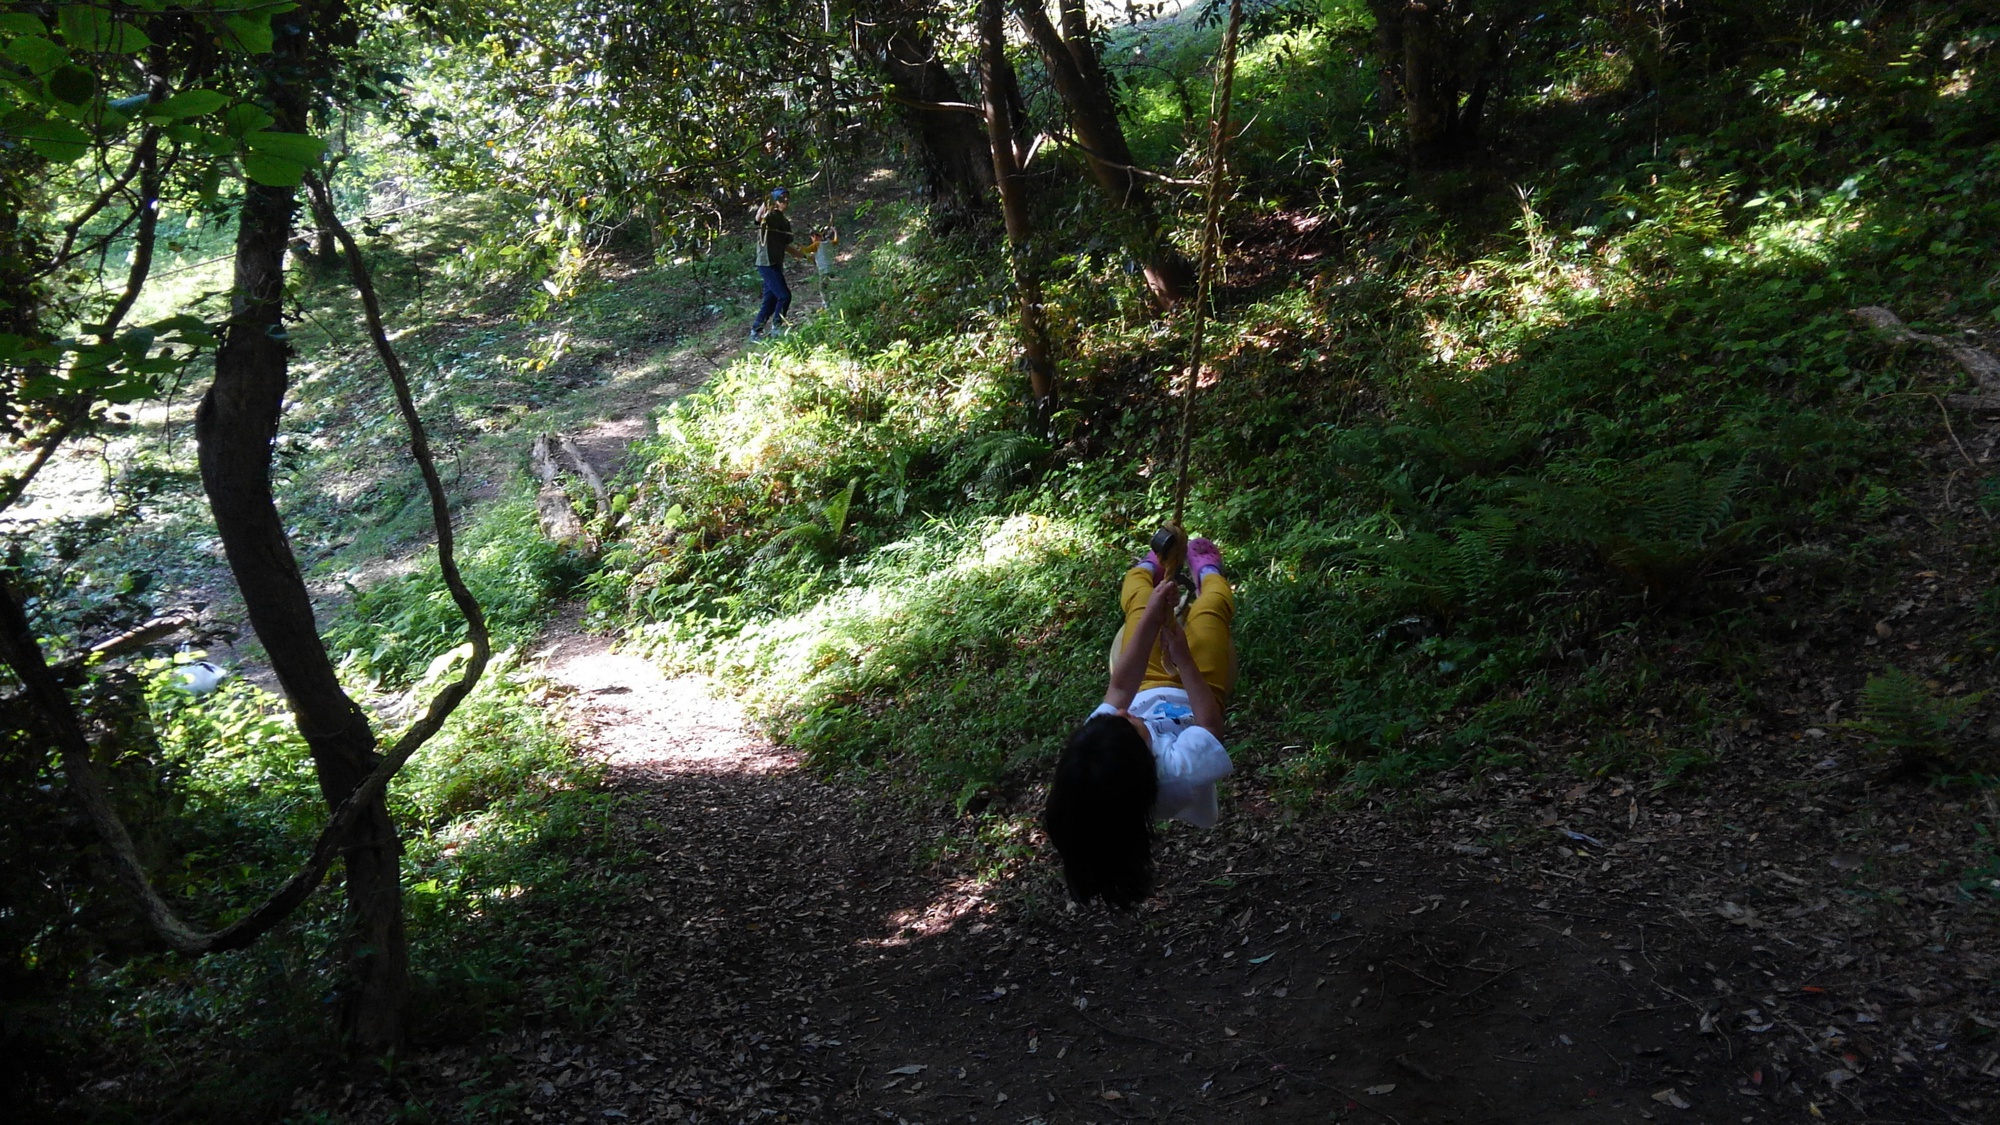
[860,877,994,949]
[538,627,794,777]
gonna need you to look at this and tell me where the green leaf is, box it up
[57,6,110,49]
[222,102,274,135]
[4,34,68,75]
[2,110,91,162]
[109,93,150,113]
[242,150,305,187]
[125,354,184,376]
[150,317,219,348]
[54,5,143,52]
[219,14,274,54]
[98,371,165,405]
[0,14,47,36]
[156,89,227,118]
[0,332,54,362]
[107,23,148,54]
[47,63,95,105]
[243,129,325,163]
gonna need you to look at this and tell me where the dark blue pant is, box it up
[754,265,791,330]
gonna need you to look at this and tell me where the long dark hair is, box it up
[1043,713,1158,908]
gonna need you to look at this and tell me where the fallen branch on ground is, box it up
[1852,306,2000,410]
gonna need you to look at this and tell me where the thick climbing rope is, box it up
[1169,0,1245,528]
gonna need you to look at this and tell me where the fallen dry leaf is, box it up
[1651,1088,1691,1109]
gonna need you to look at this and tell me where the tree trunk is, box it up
[1012,0,1192,309]
[313,225,341,272]
[976,0,1055,423]
[194,20,406,1058]
[1369,0,1513,167]
[861,3,996,220]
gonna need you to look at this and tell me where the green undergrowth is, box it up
[54,184,767,627]
[328,492,595,689]
[12,462,615,1113]
[601,7,2000,804]
[43,648,628,1122]
[13,143,918,1115]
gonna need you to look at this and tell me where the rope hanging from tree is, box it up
[1169,0,1245,529]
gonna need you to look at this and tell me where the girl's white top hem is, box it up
[1090,686,1233,828]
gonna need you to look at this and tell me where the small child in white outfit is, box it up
[1044,536,1236,906]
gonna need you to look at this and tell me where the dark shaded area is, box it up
[256,723,1998,1124]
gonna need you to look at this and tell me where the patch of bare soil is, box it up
[308,599,1995,1125]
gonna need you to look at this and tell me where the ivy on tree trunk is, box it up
[194,17,407,1057]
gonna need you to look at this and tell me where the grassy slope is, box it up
[602,6,2000,811]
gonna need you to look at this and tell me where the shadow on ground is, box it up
[297,615,1995,1125]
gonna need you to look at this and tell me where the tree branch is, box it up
[1038,131,1205,187]
[0,169,495,961]
[78,607,200,667]
[56,131,150,266]
[880,90,984,115]
[1852,306,2000,396]
[304,168,491,761]
[95,127,162,344]
[0,411,85,514]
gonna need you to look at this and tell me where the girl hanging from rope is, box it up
[1044,532,1236,907]
[1044,0,1249,909]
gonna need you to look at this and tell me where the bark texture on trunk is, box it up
[976,0,1055,421]
[1369,0,1513,166]
[863,3,996,219]
[1012,0,1191,309]
[195,28,406,1057]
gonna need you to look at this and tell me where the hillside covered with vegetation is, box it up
[4,1,1999,1121]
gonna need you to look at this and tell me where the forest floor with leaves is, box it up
[298,590,2000,1125]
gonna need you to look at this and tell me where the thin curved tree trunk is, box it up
[1012,0,1192,309]
[977,0,1055,425]
[195,22,406,1057]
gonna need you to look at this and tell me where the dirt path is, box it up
[317,600,1997,1125]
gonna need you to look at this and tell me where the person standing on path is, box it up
[751,188,820,339]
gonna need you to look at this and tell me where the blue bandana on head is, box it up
[771,188,788,201]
